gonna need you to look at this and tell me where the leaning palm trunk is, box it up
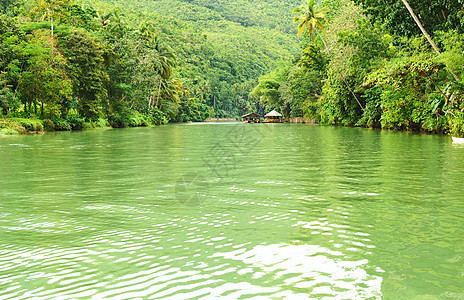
[401,0,440,55]
[401,0,459,81]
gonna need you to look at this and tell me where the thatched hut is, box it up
[265,110,282,123]
[241,112,261,123]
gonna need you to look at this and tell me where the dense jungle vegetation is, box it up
[2,0,464,136]
[253,0,464,136]
[0,0,299,133]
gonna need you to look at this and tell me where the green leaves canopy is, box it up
[292,0,329,38]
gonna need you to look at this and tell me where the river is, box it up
[1,123,463,299]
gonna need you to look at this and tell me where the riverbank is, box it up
[204,117,238,122]
[2,116,459,141]
[0,117,113,136]
[0,118,45,135]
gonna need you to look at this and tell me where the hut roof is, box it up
[241,112,261,118]
[265,110,282,117]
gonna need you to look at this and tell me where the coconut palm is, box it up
[292,0,329,42]
[150,35,176,80]
[293,0,364,110]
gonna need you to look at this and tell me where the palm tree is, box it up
[151,36,176,80]
[146,36,177,108]
[293,0,364,110]
[137,21,156,41]
[292,0,329,48]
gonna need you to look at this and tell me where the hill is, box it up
[0,0,304,130]
[86,0,302,117]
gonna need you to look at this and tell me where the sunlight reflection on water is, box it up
[1,125,463,299]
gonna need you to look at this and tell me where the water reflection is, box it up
[1,125,463,299]
[213,243,382,298]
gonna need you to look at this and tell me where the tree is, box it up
[30,0,74,36]
[60,29,107,121]
[400,0,459,81]
[352,0,464,37]
[292,0,329,46]
[151,36,176,80]
[293,0,364,110]
[0,0,21,15]
[18,30,71,117]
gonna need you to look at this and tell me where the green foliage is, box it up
[292,0,329,39]
[18,30,72,117]
[319,16,389,126]
[174,97,212,122]
[297,44,327,73]
[147,107,168,125]
[0,77,19,114]
[82,117,109,129]
[355,86,382,128]
[52,109,84,130]
[128,112,150,127]
[3,0,464,137]
[59,29,106,121]
[251,64,290,107]
[53,118,71,131]
[449,111,464,137]
[42,119,55,131]
[107,99,132,128]
[0,118,26,134]
[9,117,43,131]
[352,0,464,37]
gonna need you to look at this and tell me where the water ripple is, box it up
[1,125,463,299]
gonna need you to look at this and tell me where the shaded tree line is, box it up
[0,0,185,129]
[252,0,464,136]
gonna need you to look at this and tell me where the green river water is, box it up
[0,123,463,299]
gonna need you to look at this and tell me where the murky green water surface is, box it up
[1,123,463,299]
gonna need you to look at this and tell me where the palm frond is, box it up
[297,22,307,37]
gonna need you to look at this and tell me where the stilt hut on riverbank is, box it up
[241,112,261,123]
[265,110,282,123]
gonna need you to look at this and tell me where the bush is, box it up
[10,118,43,131]
[449,112,464,137]
[129,111,150,127]
[66,109,84,130]
[42,119,55,132]
[83,117,110,129]
[53,118,71,131]
[148,107,168,125]
[107,103,132,128]
[108,112,130,128]
[0,119,27,135]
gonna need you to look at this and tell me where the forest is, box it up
[2,0,464,136]
[0,0,299,133]
[252,0,464,136]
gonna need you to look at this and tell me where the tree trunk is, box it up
[155,80,162,108]
[401,0,459,81]
[401,0,440,55]
[316,30,328,52]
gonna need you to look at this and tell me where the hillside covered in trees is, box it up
[0,0,300,132]
[2,0,464,137]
